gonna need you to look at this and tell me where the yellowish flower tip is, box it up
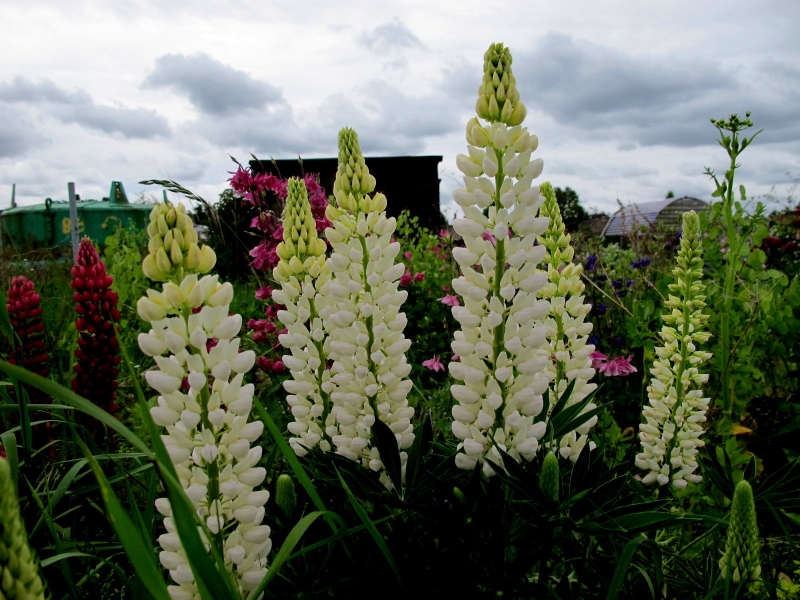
[537,182,572,266]
[0,458,47,600]
[143,200,215,281]
[475,43,527,126]
[274,178,327,282]
[720,480,762,583]
[333,127,377,211]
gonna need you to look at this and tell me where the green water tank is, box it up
[0,182,152,254]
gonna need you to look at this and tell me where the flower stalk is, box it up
[449,43,554,475]
[719,479,761,584]
[316,127,415,487]
[635,211,712,489]
[71,238,122,431]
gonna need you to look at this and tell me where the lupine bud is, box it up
[6,277,51,427]
[539,451,560,502]
[475,43,527,126]
[0,457,48,600]
[635,211,711,489]
[142,201,215,281]
[719,480,761,583]
[71,238,122,434]
[275,474,297,519]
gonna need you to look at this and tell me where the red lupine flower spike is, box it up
[6,276,51,395]
[70,238,121,436]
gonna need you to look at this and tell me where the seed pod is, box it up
[539,451,560,503]
[275,474,297,519]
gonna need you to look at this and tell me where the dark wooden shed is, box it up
[249,156,445,232]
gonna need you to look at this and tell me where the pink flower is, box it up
[272,360,286,374]
[422,356,444,372]
[482,230,496,245]
[414,272,425,282]
[440,229,451,239]
[439,294,460,307]
[598,356,638,377]
[442,285,451,292]
[255,286,273,300]
[404,251,412,260]
[589,351,608,369]
[399,273,413,287]
[452,355,460,362]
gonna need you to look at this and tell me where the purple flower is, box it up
[586,254,598,271]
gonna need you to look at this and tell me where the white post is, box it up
[68,182,79,261]
[10,183,15,208]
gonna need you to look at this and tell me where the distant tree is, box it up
[666,190,675,198]
[554,186,589,232]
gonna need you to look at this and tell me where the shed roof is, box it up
[602,197,707,236]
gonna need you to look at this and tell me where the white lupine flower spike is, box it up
[536,182,599,462]
[320,127,415,489]
[449,43,554,476]
[138,208,271,599]
[635,211,712,490]
[273,178,334,457]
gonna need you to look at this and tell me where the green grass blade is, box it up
[0,360,153,457]
[335,465,402,587]
[605,536,663,600]
[0,431,18,491]
[77,438,172,600]
[246,510,328,599]
[31,458,87,537]
[253,397,341,535]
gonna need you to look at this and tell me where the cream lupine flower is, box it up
[635,211,711,489]
[320,127,415,487]
[273,178,334,457]
[449,43,553,476]
[138,212,270,598]
[536,182,598,462]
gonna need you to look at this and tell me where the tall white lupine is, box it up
[449,43,553,476]
[273,178,334,456]
[635,211,711,489]
[321,127,415,488]
[536,182,598,462]
[137,222,271,599]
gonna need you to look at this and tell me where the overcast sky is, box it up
[1,0,798,219]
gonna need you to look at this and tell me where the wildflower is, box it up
[719,480,761,584]
[6,277,50,401]
[635,211,712,489]
[399,273,413,287]
[440,229,450,239]
[592,303,608,315]
[422,356,445,372]
[589,351,608,369]
[255,286,273,300]
[597,356,637,377]
[319,127,416,487]
[439,294,460,307]
[585,254,598,271]
[404,251,412,260]
[71,238,122,428]
[272,178,332,457]
[536,182,598,461]
[449,43,552,476]
[631,258,650,269]
[138,204,270,597]
[0,457,47,600]
[414,272,425,282]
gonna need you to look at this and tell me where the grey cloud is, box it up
[360,18,424,53]
[144,53,284,115]
[0,76,170,139]
[0,108,46,158]
[512,33,800,148]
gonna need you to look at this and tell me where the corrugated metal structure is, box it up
[602,197,708,237]
[0,182,151,253]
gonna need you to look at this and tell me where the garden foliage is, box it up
[0,42,799,600]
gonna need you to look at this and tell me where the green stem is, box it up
[358,234,379,414]
[308,297,333,433]
[490,146,507,423]
[719,136,739,434]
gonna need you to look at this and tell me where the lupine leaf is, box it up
[604,536,662,600]
[371,416,403,495]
